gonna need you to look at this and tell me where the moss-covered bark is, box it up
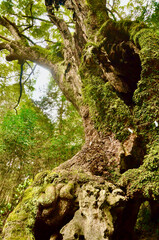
[1,0,159,239]
[3,170,126,240]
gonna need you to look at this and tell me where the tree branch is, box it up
[44,3,72,42]
[48,12,72,41]
[21,24,33,33]
[0,16,22,41]
[10,13,52,24]
[21,3,34,33]
[0,16,80,109]
[45,6,81,64]
[20,33,35,45]
[23,64,37,84]
[107,3,123,20]
[0,34,11,42]
[14,62,25,114]
[0,42,11,51]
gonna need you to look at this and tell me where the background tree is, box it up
[0,81,84,236]
[0,0,158,240]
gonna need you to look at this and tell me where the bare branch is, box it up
[10,13,52,24]
[107,3,123,20]
[23,64,37,84]
[29,1,34,27]
[21,3,34,33]
[45,4,72,42]
[22,15,51,23]
[20,33,35,45]
[21,24,33,33]
[25,61,34,70]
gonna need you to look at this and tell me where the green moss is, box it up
[3,178,43,239]
[33,170,50,186]
[84,0,109,39]
[130,27,159,140]
[31,45,63,63]
[80,43,133,141]
[95,19,135,46]
[86,0,108,25]
[81,20,159,143]
[143,141,159,172]
[97,19,111,36]
[119,139,159,200]
[130,26,159,63]
[133,29,159,68]
[84,79,132,140]
[2,168,99,239]
[129,22,147,42]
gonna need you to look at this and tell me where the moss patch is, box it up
[80,42,133,142]
[31,45,63,63]
[119,139,159,200]
[130,27,159,141]
[86,0,108,25]
[2,169,94,239]
[3,185,39,240]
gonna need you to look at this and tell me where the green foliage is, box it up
[0,80,84,207]
[119,0,159,30]
[49,105,84,166]
[0,102,83,191]
[135,0,159,30]
[1,107,37,157]
[0,105,41,207]
[0,0,14,14]
[34,78,84,167]
[0,81,84,237]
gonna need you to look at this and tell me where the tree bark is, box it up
[1,1,159,239]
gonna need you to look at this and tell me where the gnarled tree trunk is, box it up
[1,0,159,239]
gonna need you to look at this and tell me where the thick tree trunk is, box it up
[1,0,159,239]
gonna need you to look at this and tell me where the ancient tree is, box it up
[0,0,159,239]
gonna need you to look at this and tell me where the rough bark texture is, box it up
[3,170,127,240]
[1,0,159,239]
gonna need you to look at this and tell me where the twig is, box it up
[23,64,37,84]
[10,13,51,24]
[20,33,35,45]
